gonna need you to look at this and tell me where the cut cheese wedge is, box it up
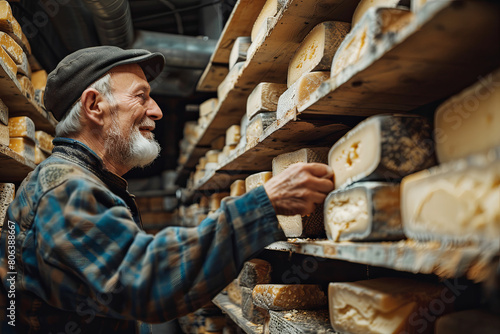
[273,147,330,238]
[329,278,446,334]
[217,62,244,102]
[324,182,403,242]
[246,112,276,149]
[331,7,413,79]
[434,68,500,164]
[9,137,35,162]
[230,179,246,197]
[245,171,272,192]
[328,114,436,189]
[253,284,327,311]
[401,147,500,245]
[229,36,251,70]
[0,183,14,227]
[0,31,22,64]
[276,71,330,120]
[8,116,35,142]
[246,82,286,121]
[288,21,350,87]
[238,259,272,289]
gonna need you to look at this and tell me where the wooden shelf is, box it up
[0,61,56,134]
[212,293,263,334]
[266,239,500,282]
[298,0,500,117]
[196,0,267,92]
[0,144,36,182]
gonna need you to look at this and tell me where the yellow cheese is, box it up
[324,182,403,242]
[331,7,412,79]
[226,279,242,306]
[238,259,272,289]
[249,17,277,57]
[225,125,241,146]
[242,286,268,324]
[211,135,225,150]
[200,97,218,118]
[17,74,34,100]
[229,36,251,70]
[0,43,17,76]
[35,145,50,164]
[230,180,246,197]
[276,72,330,120]
[0,31,22,64]
[246,82,286,121]
[209,192,229,211]
[252,284,327,311]
[329,278,446,334]
[352,0,403,27]
[0,1,23,44]
[16,52,31,78]
[328,114,436,189]
[288,21,350,87]
[8,116,35,142]
[272,147,329,176]
[245,171,272,192]
[217,62,244,102]
[35,131,54,154]
[272,147,330,237]
[0,183,14,227]
[0,97,7,125]
[245,112,276,149]
[434,68,500,164]
[435,310,500,334]
[205,149,221,164]
[251,0,281,42]
[31,70,47,90]
[401,147,500,245]
[0,122,8,146]
[9,137,35,162]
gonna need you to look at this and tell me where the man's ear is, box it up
[80,88,106,126]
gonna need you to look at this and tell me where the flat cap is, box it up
[45,46,165,121]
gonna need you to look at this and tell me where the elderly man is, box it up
[0,46,334,333]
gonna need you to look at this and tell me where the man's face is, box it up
[103,64,163,169]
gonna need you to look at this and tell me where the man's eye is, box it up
[137,93,146,100]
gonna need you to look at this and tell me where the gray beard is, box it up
[104,116,161,170]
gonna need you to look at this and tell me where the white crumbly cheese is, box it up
[434,68,500,164]
[324,182,402,242]
[329,278,445,334]
[246,82,286,121]
[245,171,272,192]
[287,21,350,87]
[401,147,500,245]
[276,71,330,120]
[229,36,251,70]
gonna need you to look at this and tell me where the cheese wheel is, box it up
[287,21,350,87]
[246,82,286,121]
[230,180,245,197]
[238,259,272,289]
[229,36,251,70]
[0,31,22,64]
[352,0,403,27]
[245,171,272,192]
[9,137,35,162]
[225,125,241,146]
[251,0,282,42]
[245,112,276,149]
[253,284,327,311]
[8,116,35,142]
[0,1,23,43]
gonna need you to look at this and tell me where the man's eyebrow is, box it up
[133,84,151,93]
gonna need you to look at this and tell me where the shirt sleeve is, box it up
[29,177,285,323]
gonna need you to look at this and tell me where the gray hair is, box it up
[55,73,116,137]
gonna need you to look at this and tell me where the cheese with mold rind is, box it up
[328,114,436,189]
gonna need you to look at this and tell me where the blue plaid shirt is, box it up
[0,138,285,333]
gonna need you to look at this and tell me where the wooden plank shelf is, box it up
[266,239,500,282]
[298,0,500,117]
[196,0,267,92]
[212,293,263,334]
[0,61,56,134]
[0,144,35,182]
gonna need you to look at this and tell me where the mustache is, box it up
[136,117,156,130]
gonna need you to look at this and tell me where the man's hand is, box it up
[264,163,335,216]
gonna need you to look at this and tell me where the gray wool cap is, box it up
[44,45,165,122]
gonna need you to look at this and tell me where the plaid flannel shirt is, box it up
[0,138,285,333]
